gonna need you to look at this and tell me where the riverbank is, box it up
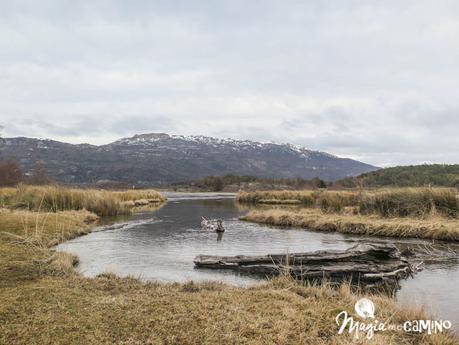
[241,208,459,241]
[0,190,457,343]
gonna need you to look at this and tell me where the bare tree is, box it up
[0,160,22,186]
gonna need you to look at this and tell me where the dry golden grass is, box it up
[315,190,360,213]
[237,190,316,206]
[0,194,457,343]
[238,188,459,218]
[258,199,303,204]
[237,190,361,212]
[0,187,17,207]
[47,251,80,274]
[0,274,456,345]
[359,187,458,218]
[113,189,166,203]
[242,208,459,241]
[0,208,98,287]
[0,271,457,344]
[0,208,98,246]
[0,185,166,217]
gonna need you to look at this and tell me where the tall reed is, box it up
[358,188,458,218]
[237,188,459,218]
[1,185,166,217]
[312,190,359,213]
[236,190,315,206]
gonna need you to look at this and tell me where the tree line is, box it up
[0,160,50,186]
[172,175,328,192]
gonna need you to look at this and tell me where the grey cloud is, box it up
[1,1,459,166]
[3,114,174,142]
[108,115,174,135]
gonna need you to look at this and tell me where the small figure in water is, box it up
[215,219,225,233]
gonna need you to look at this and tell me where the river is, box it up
[56,192,459,333]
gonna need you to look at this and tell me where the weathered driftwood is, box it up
[194,244,421,287]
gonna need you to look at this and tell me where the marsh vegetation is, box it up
[0,185,166,216]
[237,188,459,217]
[238,188,459,241]
[1,186,458,343]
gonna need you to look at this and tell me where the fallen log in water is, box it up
[193,244,421,288]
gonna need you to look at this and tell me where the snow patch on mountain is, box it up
[112,133,337,159]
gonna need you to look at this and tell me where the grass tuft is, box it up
[47,252,79,275]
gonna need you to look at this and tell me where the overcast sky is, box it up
[1,1,458,166]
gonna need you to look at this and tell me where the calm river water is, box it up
[57,193,459,332]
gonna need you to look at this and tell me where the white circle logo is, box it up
[354,298,375,319]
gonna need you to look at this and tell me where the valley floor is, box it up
[0,187,458,344]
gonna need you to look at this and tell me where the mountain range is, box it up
[0,133,378,186]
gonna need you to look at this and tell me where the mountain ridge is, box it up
[0,133,378,186]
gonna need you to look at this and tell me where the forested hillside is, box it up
[337,164,459,188]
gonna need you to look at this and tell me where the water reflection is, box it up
[216,232,223,242]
